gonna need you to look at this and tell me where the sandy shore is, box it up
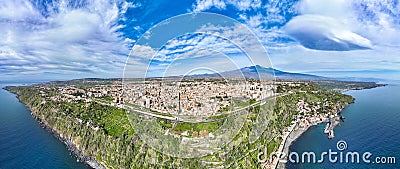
[278,105,351,168]
[276,125,312,169]
[282,125,311,156]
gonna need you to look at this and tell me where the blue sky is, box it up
[1,0,400,82]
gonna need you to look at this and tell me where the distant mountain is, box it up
[188,65,330,81]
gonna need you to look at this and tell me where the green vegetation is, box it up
[173,121,221,133]
[99,95,114,102]
[6,80,356,168]
[316,80,385,91]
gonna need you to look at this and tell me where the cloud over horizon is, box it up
[1,0,399,81]
[283,15,372,51]
[0,0,132,80]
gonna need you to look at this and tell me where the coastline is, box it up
[276,84,392,169]
[7,88,105,169]
[276,123,312,169]
[277,84,389,169]
[31,113,105,169]
[277,101,352,169]
[282,125,311,159]
[2,82,386,169]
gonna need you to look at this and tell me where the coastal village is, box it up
[24,79,356,168]
[123,80,274,116]
[40,80,274,116]
[265,100,347,169]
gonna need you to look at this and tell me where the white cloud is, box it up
[149,33,244,63]
[193,0,226,12]
[283,15,372,51]
[192,0,261,12]
[188,0,400,80]
[293,0,400,47]
[1,0,398,81]
[0,0,130,80]
[0,0,43,21]
[297,0,352,21]
[268,44,400,73]
[351,0,400,46]
[125,22,274,78]
[225,0,261,11]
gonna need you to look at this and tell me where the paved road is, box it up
[95,93,288,123]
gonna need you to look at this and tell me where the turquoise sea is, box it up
[0,84,89,169]
[287,84,400,168]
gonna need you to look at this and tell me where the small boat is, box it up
[340,116,345,122]
[328,130,334,139]
[324,123,330,134]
